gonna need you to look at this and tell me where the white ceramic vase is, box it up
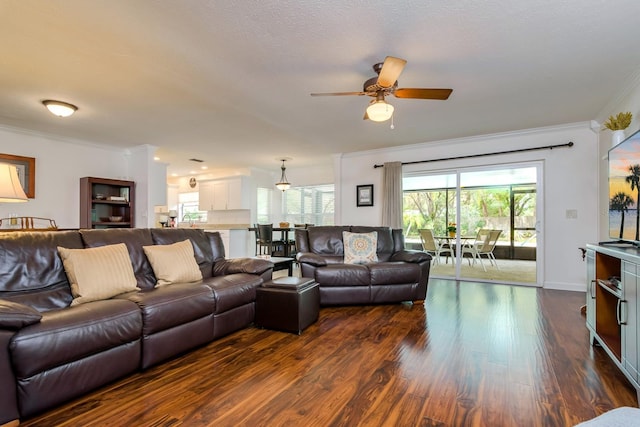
[612,129,625,147]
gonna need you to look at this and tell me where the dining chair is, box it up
[257,224,286,256]
[461,229,502,271]
[419,229,454,265]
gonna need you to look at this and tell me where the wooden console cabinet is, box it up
[586,243,640,400]
[80,177,135,229]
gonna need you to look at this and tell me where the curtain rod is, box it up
[373,141,574,168]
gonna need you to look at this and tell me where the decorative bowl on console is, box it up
[109,216,123,222]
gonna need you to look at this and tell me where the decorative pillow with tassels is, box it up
[342,231,378,264]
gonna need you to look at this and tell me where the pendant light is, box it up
[275,158,291,191]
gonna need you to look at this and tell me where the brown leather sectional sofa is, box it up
[0,228,273,425]
[295,226,432,305]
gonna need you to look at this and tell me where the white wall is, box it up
[336,122,599,291]
[0,126,130,228]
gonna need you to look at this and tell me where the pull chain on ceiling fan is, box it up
[311,56,452,122]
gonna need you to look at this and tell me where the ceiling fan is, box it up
[311,56,452,122]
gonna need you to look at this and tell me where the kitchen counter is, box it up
[178,223,250,230]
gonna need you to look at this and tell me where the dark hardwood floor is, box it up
[21,279,637,426]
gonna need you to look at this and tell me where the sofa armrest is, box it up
[297,252,328,267]
[390,250,432,264]
[213,258,274,276]
[0,299,42,330]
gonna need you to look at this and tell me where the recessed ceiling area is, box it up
[1,1,640,176]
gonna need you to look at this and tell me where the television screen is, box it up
[609,129,640,242]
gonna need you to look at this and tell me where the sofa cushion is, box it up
[0,300,42,329]
[9,299,141,379]
[57,243,139,306]
[315,264,370,287]
[0,230,83,312]
[119,283,215,335]
[343,231,378,264]
[143,239,203,287]
[202,273,263,313]
[306,226,351,255]
[369,262,421,285]
[80,228,157,290]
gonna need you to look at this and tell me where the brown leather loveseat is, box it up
[295,226,431,305]
[0,228,273,425]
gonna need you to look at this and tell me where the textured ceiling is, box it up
[2,0,640,176]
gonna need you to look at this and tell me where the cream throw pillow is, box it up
[343,231,378,264]
[58,243,139,306]
[143,239,203,287]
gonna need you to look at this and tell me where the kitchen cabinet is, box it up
[199,177,249,211]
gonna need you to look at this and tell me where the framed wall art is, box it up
[0,153,35,198]
[356,184,373,207]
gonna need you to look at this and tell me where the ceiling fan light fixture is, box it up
[366,99,394,122]
[42,100,77,117]
[275,158,291,191]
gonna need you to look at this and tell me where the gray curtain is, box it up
[381,161,403,229]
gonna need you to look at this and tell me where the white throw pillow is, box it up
[58,243,139,306]
[343,231,378,264]
[143,239,203,287]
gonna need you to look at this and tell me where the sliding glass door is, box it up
[403,163,541,286]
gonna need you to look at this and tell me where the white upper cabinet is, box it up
[199,177,249,211]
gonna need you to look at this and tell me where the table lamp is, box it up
[0,163,28,203]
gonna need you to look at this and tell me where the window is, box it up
[403,166,537,259]
[282,185,334,226]
[257,187,272,224]
[178,192,207,224]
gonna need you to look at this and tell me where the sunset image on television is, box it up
[609,131,640,242]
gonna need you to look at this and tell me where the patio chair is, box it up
[461,229,502,271]
[419,229,454,265]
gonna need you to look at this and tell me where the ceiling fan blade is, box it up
[363,111,369,120]
[377,56,407,88]
[310,91,366,96]
[394,88,453,100]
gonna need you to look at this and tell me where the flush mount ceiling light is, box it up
[275,158,291,192]
[42,100,77,117]
[366,95,394,122]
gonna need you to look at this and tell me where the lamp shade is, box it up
[0,163,28,202]
[366,100,394,122]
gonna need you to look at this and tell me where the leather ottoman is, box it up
[255,277,319,334]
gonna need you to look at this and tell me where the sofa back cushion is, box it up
[306,226,351,255]
[150,229,214,279]
[0,231,82,311]
[350,226,394,262]
[80,228,157,290]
